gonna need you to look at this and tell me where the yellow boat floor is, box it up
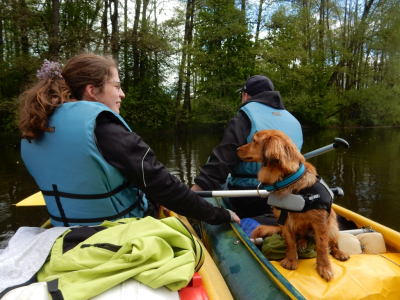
[271,253,400,300]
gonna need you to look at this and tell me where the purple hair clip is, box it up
[37,59,64,81]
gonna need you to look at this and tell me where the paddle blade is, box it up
[16,192,46,206]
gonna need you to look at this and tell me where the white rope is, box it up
[362,245,400,268]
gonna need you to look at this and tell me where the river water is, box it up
[1,127,400,248]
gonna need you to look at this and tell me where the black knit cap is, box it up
[235,75,274,96]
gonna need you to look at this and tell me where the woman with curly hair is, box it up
[19,53,240,227]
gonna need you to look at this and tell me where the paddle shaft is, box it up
[196,190,269,197]
[195,187,344,198]
[303,137,349,159]
[195,139,348,198]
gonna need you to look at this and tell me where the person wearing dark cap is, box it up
[191,75,303,225]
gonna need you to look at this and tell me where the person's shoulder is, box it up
[96,111,129,131]
[225,110,249,126]
[237,110,250,123]
[96,110,117,123]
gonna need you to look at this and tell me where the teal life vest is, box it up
[228,101,303,188]
[21,101,147,226]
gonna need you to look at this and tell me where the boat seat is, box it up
[271,253,400,299]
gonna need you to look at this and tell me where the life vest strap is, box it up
[47,279,63,300]
[41,181,131,199]
[52,184,69,227]
[277,210,288,225]
[48,199,140,224]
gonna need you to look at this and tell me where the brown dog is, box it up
[237,129,349,281]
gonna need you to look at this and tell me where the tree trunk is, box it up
[300,0,311,65]
[183,0,195,114]
[318,0,324,51]
[86,0,102,51]
[3,17,9,61]
[328,0,375,88]
[175,0,194,128]
[102,0,109,54]
[139,0,149,80]
[326,1,336,65]
[255,0,263,45]
[19,0,29,56]
[153,0,159,81]
[132,0,141,87]
[0,13,3,63]
[241,0,245,12]
[123,0,129,91]
[110,0,119,61]
[183,52,192,113]
[49,0,60,59]
[0,9,3,98]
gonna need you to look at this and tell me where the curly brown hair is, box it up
[18,53,117,141]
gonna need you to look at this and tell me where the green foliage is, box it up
[284,91,338,127]
[0,98,18,133]
[120,82,175,130]
[192,96,239,125]
[191,0,254,124]
[253,1,400,127]
[340,86,400,126]
[1,0,400,132]
[0,55,41,100]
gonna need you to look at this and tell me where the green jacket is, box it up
[37,217,205,300]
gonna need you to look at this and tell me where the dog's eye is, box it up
[252,139,255,143]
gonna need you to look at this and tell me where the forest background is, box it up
[1,0,400,133]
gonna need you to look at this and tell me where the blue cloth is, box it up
[240,218,261,238]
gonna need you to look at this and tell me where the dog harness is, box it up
[264,176,334,225]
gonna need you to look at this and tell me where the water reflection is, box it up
[1,127,400,248]
[0,134,49,248]
[140,131,223,187]
[302,128,400,230]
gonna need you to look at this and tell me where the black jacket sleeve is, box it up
[94,112,231,225]
[194,111,251,191]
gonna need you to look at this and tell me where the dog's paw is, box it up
[333,250,350,261]
[332,249,350,261]
[296,238,308,251]
[281,258,298,270]
[251,225,281,239]
[317,265,335,282]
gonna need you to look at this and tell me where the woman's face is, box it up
[95,67,125,114]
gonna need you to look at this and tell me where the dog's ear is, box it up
[279,135,305,172]
[261,140,269,167]
[261,135,284,167]
[261,133,304,172]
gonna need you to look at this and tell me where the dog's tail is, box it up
[251,225,282,239]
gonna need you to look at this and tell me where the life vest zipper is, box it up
[80,243,122,252]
